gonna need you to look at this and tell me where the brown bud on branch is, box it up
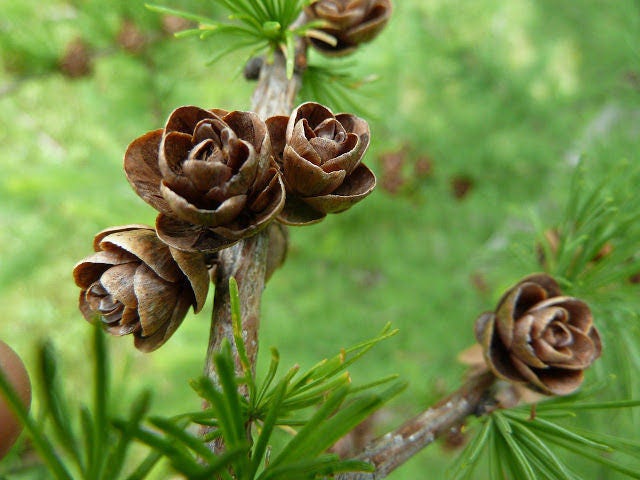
[268,102,376,225]
[306,0,392,56]
[73,225,210,352]
[124,106,286,253]
[475,274,602,396]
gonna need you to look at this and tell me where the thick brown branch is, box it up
[336,372,497,480]
[203,48,303,381]
[204,232,269,386]
[251,50,302,118]
[202,39,304,452]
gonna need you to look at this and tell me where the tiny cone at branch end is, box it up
[306,0,393,56]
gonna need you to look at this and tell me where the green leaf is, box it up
[493,413,536,480]
[569,427,640,457]
[250,373,289,478]
[449,417,493,480]
[79,405,95,475]
[213,341,247,448]
[190,377,237,442]
[542,435,640,479]
[488,422,504,479]
[281,372,352,410]
[231,13,267,33]
[148,0,307,67]
[113,421,202,477]
[172,407,220,426]
[284,31,295,79]
[262,21,282,39]
[509,420,574,480]
[229,277,256,399]
[518,415,612,452]
[188,446,250,480]
[266,386,350,471]
[145,4,215,24]
[205,39,270,66]
[260,455,374,480]
[149,416,218,464]
[270,382,405,472]
[288,323,397,395]
[538,399,640,411]
[125,449,163,480]
[91,325,109,480]
[350,374,402,394]
[37,342,84,472]
[255,347,281,407]
[103,390,153,480]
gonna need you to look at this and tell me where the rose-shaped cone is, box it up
[475,274,602,395]
[270,102,376,225]
[125,106,285,252]
[306,0,392,56]
[73,225,210,352]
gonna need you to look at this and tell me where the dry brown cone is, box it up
[474,273,602,396]
[117,20,147,54]
[413,155,433,179]
[306,0,392,56]
[73,225,210,352]
[379,148,406,195]
[0,341,31,459]
[267,102,375,225]
[59,38,93,78]
[450,174,474,200]
[124,106,286,252]
[457,343,545,408]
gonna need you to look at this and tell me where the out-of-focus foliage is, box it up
[1,0,639,478]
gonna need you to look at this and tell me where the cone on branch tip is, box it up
[267,102,376,225]
[306,0,392,56]
[124,106,286,253]
[475,274,602,396]
[73,225,210,352]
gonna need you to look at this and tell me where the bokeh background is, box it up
[1,0,639,478]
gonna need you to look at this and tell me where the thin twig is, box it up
[336,372,497,480]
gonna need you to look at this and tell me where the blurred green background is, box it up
[1,0,639,478]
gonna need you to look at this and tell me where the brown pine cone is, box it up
[267,102,375,225]
[117,20,147,54]
[124,106,285,252]
[0,341,31,459]
[73,225,210,352]
[59,38,93,78]
[306,0,392,56]
[475,274,602,396]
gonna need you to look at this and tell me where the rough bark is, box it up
[335,372,497,480]
[202,48,302,451]
[203,49,302,380]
